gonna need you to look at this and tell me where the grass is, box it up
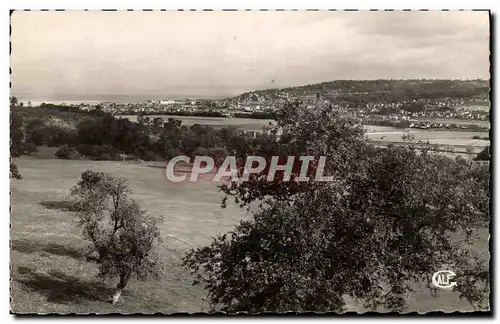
[10,157,489,313]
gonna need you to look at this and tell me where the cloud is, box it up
[10,10,490,98]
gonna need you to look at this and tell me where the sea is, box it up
[12,93,234,106]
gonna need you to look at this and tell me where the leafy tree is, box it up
[10,112,24,157]
[55,145,80,160]
[43,126,77,147]
[183,102,490,313]
[25,118,46,145]
[71,171,164,304]
[10,96,18,106]
[475,146,490,161]
[152,117,164,128]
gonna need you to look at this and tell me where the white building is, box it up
[160,99,176,105]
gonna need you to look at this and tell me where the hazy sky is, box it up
[11,10,490,98]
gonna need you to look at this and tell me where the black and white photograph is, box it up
[9,10,491,314]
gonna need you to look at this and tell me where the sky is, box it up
[10,10,490,99]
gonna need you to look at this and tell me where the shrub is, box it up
[455,155,468,165]
[23,142,38,155]
[10,163,22,179]
[134,147,160,161]
[165,148,182,160]
[43,126,77,147]
[90,145,118,160]
[76,144,119,160]
[475,146,490,161]
[76,143,94,157]
[56,145,80,160]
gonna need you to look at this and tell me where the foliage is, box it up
[475,146,490,161]
[10,96,18,106]
[10,162,22,180]
[10,112,24,158]
[235,80,489,105]
[55,145,80,160]
[74,114,247,161]
[38,126,77,147]
[219,100,366,207]
[70,171,164,299]
[23,142,38,155]
[183,102,490,313]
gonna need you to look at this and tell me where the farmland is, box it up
[10,156,489,313]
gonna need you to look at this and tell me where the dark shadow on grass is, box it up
[14,266,115,304]
[39,200,78,212]
[11,239,83,260]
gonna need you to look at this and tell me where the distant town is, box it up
[20,79,488,132]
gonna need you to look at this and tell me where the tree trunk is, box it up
[112,270,131,305]
[112,288,122,305]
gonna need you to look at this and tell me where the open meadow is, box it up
[10,155,489,313]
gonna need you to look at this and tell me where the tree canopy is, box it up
[183,101,490,313]
[71,171,164,304]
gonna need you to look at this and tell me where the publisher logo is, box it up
[432,270,457,289]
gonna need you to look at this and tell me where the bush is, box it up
[90,145,118,160]
[10,146,22,158]
[10,163,22,179]
[140,150,161,161]
[76,143,94,157]
[71,171,164,304]
[165,148,182,160]
[76,144,119,160]
[56,145,80,160]
[42,126,77,147]
[23,143,38,155]
[134,147,160,161]
[475,146,490,161]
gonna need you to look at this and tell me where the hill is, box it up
[232,79,490,104]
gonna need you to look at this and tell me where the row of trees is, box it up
[11,105,254,161]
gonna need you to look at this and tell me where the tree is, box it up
[10,112,24,157]
[182,102,490,313]
[25,118,46,145]
[475,146,490,161]
[71,171,164,304]
[10,96,18,107]
[152,117,164,128]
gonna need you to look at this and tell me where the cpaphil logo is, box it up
[432,270,457,289]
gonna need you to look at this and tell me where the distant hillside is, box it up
[11,104,111,129]
[232,79,490,103]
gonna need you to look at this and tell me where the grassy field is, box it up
[10,157,489,313]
